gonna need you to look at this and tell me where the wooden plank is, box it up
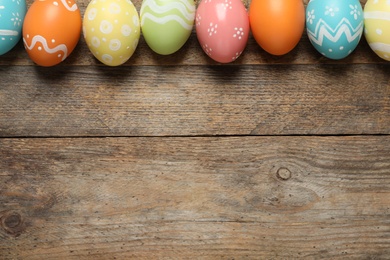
[1,64,389,137]
[0,0,381,66]
[1,136,389,258]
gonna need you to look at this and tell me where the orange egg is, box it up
[23,0,81,66]
[249,0,305,55]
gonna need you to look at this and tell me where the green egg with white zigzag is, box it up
[140,0,195,55]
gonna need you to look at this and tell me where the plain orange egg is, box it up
[249,0,305,55]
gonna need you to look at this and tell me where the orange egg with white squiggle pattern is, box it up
[23,0,81,66]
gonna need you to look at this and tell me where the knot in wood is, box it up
[1,211,25,236]
[276,167,292,181]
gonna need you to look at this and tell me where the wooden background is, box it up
[1,0,389,258]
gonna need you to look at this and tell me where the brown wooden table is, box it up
[1,0,389,258]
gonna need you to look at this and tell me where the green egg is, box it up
[140,0,195,55]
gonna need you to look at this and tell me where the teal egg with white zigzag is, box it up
[0,0,27,55]
[140,0,195,55]
[306,0,364,59]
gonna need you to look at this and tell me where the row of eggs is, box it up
[0,0,390,66]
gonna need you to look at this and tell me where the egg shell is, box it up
[195,0,249,63]
[23,0,82,66]
[140,0,195,55]
[306,0,364,60]
[0,0,27,55]
[83,0,140,66]
[249,0,305,55]
[364,0,390,61]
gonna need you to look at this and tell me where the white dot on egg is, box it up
[38,46,42,51]
[52,39,55,43]
[1,38,5,41]
[376,28,382,35]
[27,34,29,38]
[133,38,139,50]
[102,54,113,64]
[53,1,58,6]
[133,15,139,27]
[102,38,107,42]
[58,54,61,58]
[121,24,132,36]
[91,28,95,32]
[115,20,118,24]
[340,46,344,50]
[328,49,333,52]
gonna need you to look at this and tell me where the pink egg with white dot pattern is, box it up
[195,0,249,63]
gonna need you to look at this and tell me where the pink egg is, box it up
[195,0,249,63]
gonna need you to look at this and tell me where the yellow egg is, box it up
[83,0,140,66]
[364,0,390,61]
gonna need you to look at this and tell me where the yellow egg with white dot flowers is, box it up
[364,0,390,61]
[83,0,140,66]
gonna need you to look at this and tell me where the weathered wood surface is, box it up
[1,0,389,258]
[1,64,389,137]
[1,136,390,259]
[1,1,388,137]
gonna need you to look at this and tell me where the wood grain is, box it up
[1,64,389,137]
[1,0,389,258]
[1,136,389,259]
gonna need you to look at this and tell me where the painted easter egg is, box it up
[23,0,82,66]
[364,0,390,61]
[0,0,27,55]
[83,0,140,66]
[195,0,249,63]
[249,0,305,55]
[306,0,364,59]
[140,0,195,55]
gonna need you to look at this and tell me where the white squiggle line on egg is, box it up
[23,35,68,61]
[307,18,363,46]
[141,0,195,21]
[364,11,390,21]
[369,42,390,54]
[59,0,78,11]
[0,29,18,36]
[141,13,193,30]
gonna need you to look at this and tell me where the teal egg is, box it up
[140,0,195,55]
[306,0,364,59]
[0,0,27,55]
